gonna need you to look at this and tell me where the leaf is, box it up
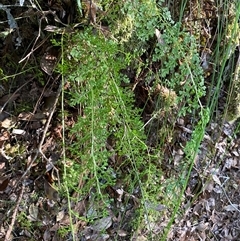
[0,131,10,141]
[155,28,164,45]
[44,179,59,201]
[212,174,221,186]
[0,177,9,191]
[224,204,239,211]
[44,25,65,34]
[0,93,20,106]
[91,216,112,231]
[29,203,39,220]
[40,47,59,75]
[12,129,26,135]
[117,229,128,237]
[1,117,16,129]
[56,210,65,222]
[43,229,51,241]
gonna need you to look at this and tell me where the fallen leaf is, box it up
[91,216,112,231]
[40,47,59,75]
[12,129,26,135]
[1,117,16,128]
[0,177,9,191]
[155,28,165,45]
[116,188,124,202]
[43,229,51,241]
[0,93,20,106]
[223,204,239,211]
[74,200,87,216]
[135,235,147,241]
[212,174,221,186]
[44,179,59,201]
[0,131,10,141]
[56,210,65,222]
[29,203,39,221]
[117,229,128,237]
[195,222,208,231]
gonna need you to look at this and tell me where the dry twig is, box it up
[14,79,62,188]
[0,78,34,114]
[5,78,62,239]
[4,186,24,241]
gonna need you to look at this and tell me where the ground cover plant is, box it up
[0,0,240,240]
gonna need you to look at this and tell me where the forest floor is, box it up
[1,1,240,240]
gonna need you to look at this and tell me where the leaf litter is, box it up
[0,0,240,240]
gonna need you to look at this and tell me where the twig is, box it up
[19,10,68,64]
[220,179,240,213]
[178,125,213,142]
[14,79,62,188]
[0,78,34,114]
[4,186,24,241]
[19,16,44,65]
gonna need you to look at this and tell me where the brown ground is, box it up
[0,1,240,240]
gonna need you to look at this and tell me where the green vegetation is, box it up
[58,1,208,240]
[1,0,239,240]
[56,0,240,239]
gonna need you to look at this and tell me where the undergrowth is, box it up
[58,0,208,240]
[0,0,239,240]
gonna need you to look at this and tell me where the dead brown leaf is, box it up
[0,176,9,191]
[44,179,59,201]
[0,93,20,106]
[28,203,39,221]
[40,47,59,75]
